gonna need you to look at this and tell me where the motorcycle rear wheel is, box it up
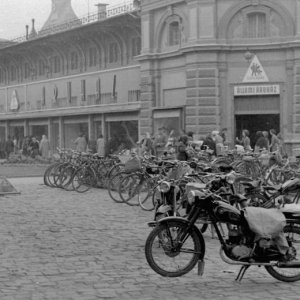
[145,221,203,277]
[265,226,300,282]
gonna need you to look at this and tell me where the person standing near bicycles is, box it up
[269,129,280,152]
[74,132,87,153]
[254,131,268,153]
[153,127,167,157]
[96,134,105,156]
[236,129,251,151]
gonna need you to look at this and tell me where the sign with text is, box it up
[234,84,280,96]
[243,55,269,83]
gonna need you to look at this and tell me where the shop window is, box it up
[70,52,78,70]
[131,37,141,58]
[38,60,45,76]
[247,12,266,38]
[169,21,180,46]
[109,43,119,63]
[89,47,97,67]
[24,63,30,79]
[10,66,17,81]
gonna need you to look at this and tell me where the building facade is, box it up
[1,0,300,154]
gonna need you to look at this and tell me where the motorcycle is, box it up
[145,183,300,282]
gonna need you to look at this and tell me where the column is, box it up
[58,117,64,148]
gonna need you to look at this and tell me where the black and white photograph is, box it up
[0,0,300,299]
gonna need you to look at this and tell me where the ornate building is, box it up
[1,0,300,154]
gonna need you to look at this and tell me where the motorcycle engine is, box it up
[231,245,252,260]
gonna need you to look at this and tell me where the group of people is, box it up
[136,127,287,161]
[236,129,285,155]
[74,133,106,156]
[0,135,50,160]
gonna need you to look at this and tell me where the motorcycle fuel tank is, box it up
[214,201,241,224]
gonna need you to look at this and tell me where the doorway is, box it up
[235,114,280,148]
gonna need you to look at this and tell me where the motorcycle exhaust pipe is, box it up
[277,261,300,268]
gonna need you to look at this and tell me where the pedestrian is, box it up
[96,134,105,156]
[212,130,224,156]
[0,138,5,158]
[13,136,18,154]
[22,136,31,157]
[254,131,268,152]
[4,136,14,160]
[74,132,87,153]
[177,135,189,161]
[29,136,40,158]
[39,134,50,159]
[153,127,168,157]
[262,131,270,151]
[277,132,287,158]
[201,133,216,156]
[269,129,280,152]
[236,129,251,151]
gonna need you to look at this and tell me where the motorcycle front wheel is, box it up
[265,226,300,282]
[145,221,204,277]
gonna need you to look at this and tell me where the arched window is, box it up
[109,43,119,63]
[70,51,78,70]
[169,21,180,46]
[38,60,45,76]
[89,47,97,67]
[10,66,17,81]
[131,37,141,58]
[51,56,61,73]
[24,63,30,79]
[0,68,4,83]
[247,12,267,38]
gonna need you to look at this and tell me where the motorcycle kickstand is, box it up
[235,265,250,282]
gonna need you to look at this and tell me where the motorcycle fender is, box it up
[157,216,206,260]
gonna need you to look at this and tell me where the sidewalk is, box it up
[0,162,49,178]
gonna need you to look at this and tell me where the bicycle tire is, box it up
[107,171,128,203]
[72,166,96,193]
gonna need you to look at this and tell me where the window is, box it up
[89,47,97,67]
[38,60,45,76]
[0,69,4,83]
[247,13,267,38]
[10,66,17,81]
[109,43,119,63]
[131,37,141,57]
[70,52,78,70]
[24,63,30,79]
[169,21,180,46]
[51,56,61,73]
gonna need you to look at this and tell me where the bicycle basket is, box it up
[124,157,142,173]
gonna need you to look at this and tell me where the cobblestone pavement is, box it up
[0,177,299,300]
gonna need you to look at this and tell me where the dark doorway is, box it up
[235,114,280,148]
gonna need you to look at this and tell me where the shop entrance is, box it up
[30,125,48,141]
[107,120,138,154]
[235,114,280,148]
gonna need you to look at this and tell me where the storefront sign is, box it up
[10,90,19,111]
[243,55,269,83]
[234,84,280,96]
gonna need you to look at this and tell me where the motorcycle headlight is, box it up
[159,181,171,193]
[226,172,236,185]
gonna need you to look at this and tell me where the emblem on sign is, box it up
[243,55,269,83]
[10,90,19,111]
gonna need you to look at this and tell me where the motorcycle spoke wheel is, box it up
[265,226,300,282]
[145,221,202,277]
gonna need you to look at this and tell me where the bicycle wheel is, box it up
[265,226,300,282]
[145,220,204,277]
[107,171,128,203]
[72,166,96,193]
[118,173,147,207]
[43,163,60,187]
[107,163,125,180]
[60,165,76,191]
